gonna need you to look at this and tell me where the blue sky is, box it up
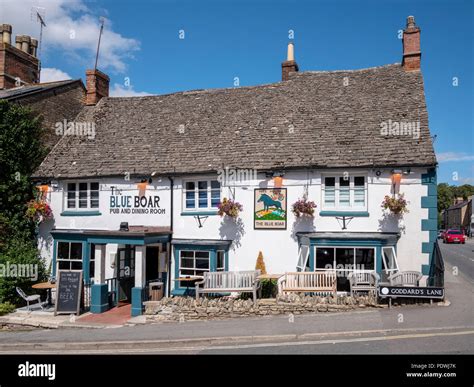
[3,0,473,184]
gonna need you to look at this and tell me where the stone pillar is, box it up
[132,245,146,316]
[91,244,108,314]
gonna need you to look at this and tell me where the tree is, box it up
[255,251,267,275]
[0,100,47,306]
[437,183,454,213]
[0,100,46,244]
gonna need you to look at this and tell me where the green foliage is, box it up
[0,239,47,305]
[0,100,48,306]
[260,279,278,298]
[438,183,474,213]
[0,100,46,243]
[0,302,16,316]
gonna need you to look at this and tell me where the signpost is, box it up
[378,285,444,300]
[54,270,83,316]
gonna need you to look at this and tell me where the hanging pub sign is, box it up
[109,186,166,215]
[254,188,287,230]
[378,285,444,299]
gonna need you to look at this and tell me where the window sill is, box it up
[180,211,219,216]
[319,211,369,217]
[60,211,102,217]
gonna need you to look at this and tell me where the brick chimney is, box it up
[402,16,421,71]
[85,69,109,105]
[0,24,40,89]
[281,41,299,81]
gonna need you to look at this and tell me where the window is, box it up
[89,243,95,282]
[216,251,225,271]
[179,251,210,277]
[297,244,310,271]
[57,242,83,271]
[183,179,221,211]
[322,175,367,209]
[314,246,376,291]
[66,182,100,209]
[381,246,399,282]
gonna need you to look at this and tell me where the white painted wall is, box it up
[38,168,431,288]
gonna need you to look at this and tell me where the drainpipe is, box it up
[167,176,174,297]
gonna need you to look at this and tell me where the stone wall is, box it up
[144,294,382,322]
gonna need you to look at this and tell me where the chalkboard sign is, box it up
[54,270,83,316]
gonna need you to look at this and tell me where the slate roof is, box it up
[34,63,437,179]
[0,79,83,101]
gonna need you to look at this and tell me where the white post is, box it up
[135,245,146,288]
[94,244,106,284]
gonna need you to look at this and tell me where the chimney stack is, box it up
[0,25,40,89]
[85,69,110,105]
[402,16,421,71]
[281,41,299,81]
[0,24,12,45]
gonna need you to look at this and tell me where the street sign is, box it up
[378,286,444,299]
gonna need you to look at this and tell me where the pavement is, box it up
[0,241,472,354]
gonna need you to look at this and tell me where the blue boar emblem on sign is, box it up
[257,194,283,211]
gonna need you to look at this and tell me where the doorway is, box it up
[116,245,135,305]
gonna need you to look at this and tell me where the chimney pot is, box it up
[30,38,38,57]
[85,69,110,105]
[15,35,22,50]
[281,41,299,81]
[0,24,12,45]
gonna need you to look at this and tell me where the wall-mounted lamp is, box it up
[391,169,403,195]
[272,171,284,188]
[137,179,148,196]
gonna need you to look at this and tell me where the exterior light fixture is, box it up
[391,169,403,195]
[137,179,148,196]
[272,171,284,188]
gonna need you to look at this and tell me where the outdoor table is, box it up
[32,281,56,307]
[174,276,202,296]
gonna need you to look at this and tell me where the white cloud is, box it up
[40,67,71,82]
[0,0,139,73]
[110,83,153,97]
[437,152,474,162]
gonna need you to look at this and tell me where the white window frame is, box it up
[182,179,221,212]
[56,241,83,272]
[314,246,376,273]
[216,250,225,272]
[296,244,310,271]
[179,250,210,277]
[381,246,399,276]
[321,174,368,211]
[64,181,100,210]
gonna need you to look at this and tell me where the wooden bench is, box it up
[277,271,337,296]
[388,271,422,286]
[195,270,261,303]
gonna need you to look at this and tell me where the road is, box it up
[0,241,472,354]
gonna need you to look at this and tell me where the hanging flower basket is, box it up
[217,198,243,218]
[291,197,317,217]
[26,198,53,224]
[381,193,409,215]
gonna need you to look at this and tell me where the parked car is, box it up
[443,229,466,244]
[437,229,445,239]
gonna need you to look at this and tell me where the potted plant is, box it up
[217,198,243,219]
[26,197,53,224]
[381,193,409,215]
[291,197,317,217]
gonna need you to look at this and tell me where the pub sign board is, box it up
[378,286,444,299]
[254,188,287,230]
[54,270,83,316]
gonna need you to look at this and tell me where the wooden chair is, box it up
[388,271,422,287]
[348,271,379,296]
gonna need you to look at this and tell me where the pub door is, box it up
[116,245,135,305]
